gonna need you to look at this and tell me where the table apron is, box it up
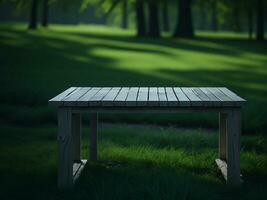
[67,107,242,114]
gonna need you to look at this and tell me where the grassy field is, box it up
[0,23,267,133]
[0,124,267,200]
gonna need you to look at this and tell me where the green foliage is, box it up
[79,0,133,19]
[2,0,30,13]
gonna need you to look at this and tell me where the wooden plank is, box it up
[207,87,235,107]
[181,87,202,106]
[125,87,139,106]
[49,87,77,106]
[148,87,159,106]
[192,87,212,107]
[78,87,101,106]
[226,109,241,185]
[73,160,87,183]
[57,108,73,188]
[165,87,179,106]
[215,158,227,181]
[114,87,130,106]
[102,87,121,107]
[200,88,221,107]
[158,87,168,106]
[219,112,227,160]
[63,87,91,106]
[137,87,148,106]
[90,113,98,161]
[72,113,81,162]
[173,87,190,107]
[89,87,112,106]
[219,87,246,106]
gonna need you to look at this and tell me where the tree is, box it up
[162,0,170,32]
[211,0,218,31]
[256,0,264,40]
[197,0,207,30]
[41,0,49,27]
[148,0,160,37]
[135,0,146,37]
[121,0,128,29]
[29,0,39,29]
[173,0,194,38]
[232,0,241,32]
[246,0,254,40]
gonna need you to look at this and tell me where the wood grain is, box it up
[226,109,241,185]
[57,108,73,188]
[90,113,98,161]
[219,112,227,160]
[49,87,246,108]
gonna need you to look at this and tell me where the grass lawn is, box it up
[0,23,267,133]
[0,124,267,200]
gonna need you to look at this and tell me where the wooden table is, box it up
[49,87,246,188]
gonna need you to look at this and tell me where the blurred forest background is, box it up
[0,0,266,39]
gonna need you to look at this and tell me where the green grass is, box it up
[0,124,266,200]
[0,23,267,133]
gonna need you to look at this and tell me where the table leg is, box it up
[72,113,81,163]
[219,112,227,160]
[90,113,98,161]
[226,109,241,185]
[57,108,73,188]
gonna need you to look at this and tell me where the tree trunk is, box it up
[199,2,206,30]
[28,0,38,29]
[211,0,218,31]
[121,0,128,29]
[148,1,160,37]
[248,6,253,40]
[173,0,194,38]
[256,0,264,40]
[162,0,169,32]
[135,0,146,37]
[233,0,241,32]
[41,0,49,27]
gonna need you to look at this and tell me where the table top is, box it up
[48,87,245,108]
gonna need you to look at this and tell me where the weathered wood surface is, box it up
[90,113,98,161]
[63,87,90,106]
[49,87,246,107]
[215,158,243,184]
[114,87,130,106]
[137,87,148,106]
[49,87,77,106]
[148,87,159,106]
[219,112,227,160]
[226,109,242,185]
[215,158,228,181]
[72,113,81,162]
[52,88,245,188]
[158,87,168,106]
[57,108,73,188]
[126,87,139,106]
[102,87,121,107]
[216,109,242,185]
[73,160,87,183]
[165,87,179,106]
